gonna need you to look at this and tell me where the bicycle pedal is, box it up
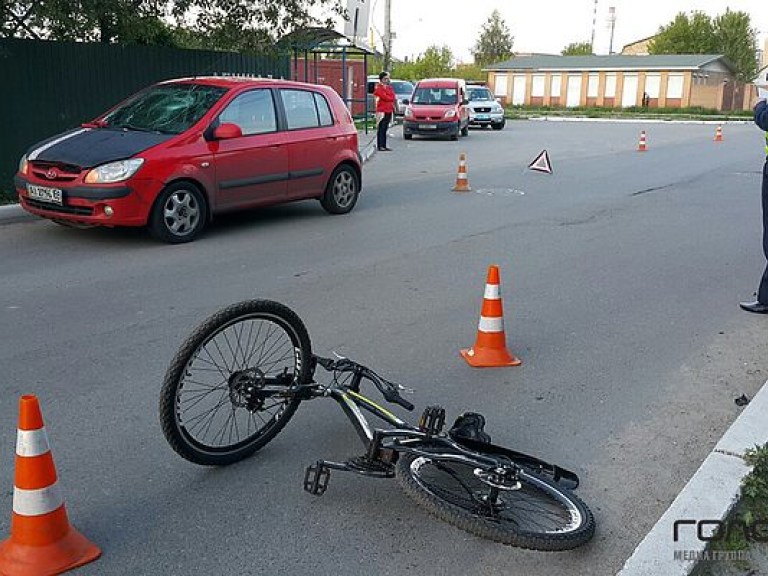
[418,405,446,436]
[304,461,331,496]
[345,455,395,478]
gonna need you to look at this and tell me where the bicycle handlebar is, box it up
[313,356,415,411]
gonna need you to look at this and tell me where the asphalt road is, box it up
[1,120,767,576]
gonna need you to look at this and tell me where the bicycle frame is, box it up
[301,357,567,480]
[298,356,581,490]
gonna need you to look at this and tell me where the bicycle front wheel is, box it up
[159,300,312,466]
[396,452,595,551]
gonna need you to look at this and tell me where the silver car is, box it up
[391,80,415,116]
[467,85,506,130]
[366,78,414,116]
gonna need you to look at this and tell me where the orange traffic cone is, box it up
[0,395,101,576]
[637,130,648,152]
[460,265,521,368]
[714,125,723,142]
[452,153,471,192]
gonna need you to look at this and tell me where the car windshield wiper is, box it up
[117,123,175,134]
[117,123,153,132]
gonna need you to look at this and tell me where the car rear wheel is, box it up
[149,182,207,244]
[320,165,360,215]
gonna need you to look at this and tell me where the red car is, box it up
[15,77,362,243]
[402,78,470,141]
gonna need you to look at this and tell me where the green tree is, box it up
[454,63,486,82]
[1,1,178,45]
[472,9,514,66]
[1,0,344,51]
[649,11,717,54]
[713,9,758,82]
[417,45,455,78]
[561,41,592,56]
[649,9,757,82]
[171,0,343,51]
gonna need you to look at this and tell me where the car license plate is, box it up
[27,184,63,205]
[475,115,490,120]
[418,124,437,130]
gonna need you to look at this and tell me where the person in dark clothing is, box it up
[740,93,768,313]
[373,71,395,151]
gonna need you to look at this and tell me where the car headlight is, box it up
[18,155,28,175]
[405,106,414,117]
[494,105,504,112]
[444,110,457,119]
[84,159,144,184]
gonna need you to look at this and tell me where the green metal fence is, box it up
[0,38,289,196]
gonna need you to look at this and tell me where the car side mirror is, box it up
[213,123,243,140]
[401,99,409,105]
[461,99,469,106]
[496,98,502,103]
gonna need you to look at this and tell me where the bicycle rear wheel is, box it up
[159,299,312,466]
[396,452,595,550]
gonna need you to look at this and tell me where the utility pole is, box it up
[590,0,598,54]
[383,0,392,72]
[607,6,616,55]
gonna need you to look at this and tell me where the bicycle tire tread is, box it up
[159,299,312,466]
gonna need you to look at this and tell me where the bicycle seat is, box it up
[448,412,491,444]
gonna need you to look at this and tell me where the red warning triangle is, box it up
[528,150,553,174]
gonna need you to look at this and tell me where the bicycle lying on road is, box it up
[158,299,595,551]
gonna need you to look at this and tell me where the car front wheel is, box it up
[321,165,360,214]
[149,182,207,243]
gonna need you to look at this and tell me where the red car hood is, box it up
[410,105,455,118]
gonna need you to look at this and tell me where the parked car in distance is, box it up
[402,78,470,141]
[391,80,414,116]
[15,77,362,243]
[367,77,414,116]
[467,85,506,130]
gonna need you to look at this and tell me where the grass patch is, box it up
[354,117,378,131]
[504,105,753,122]
[695,444,768,575]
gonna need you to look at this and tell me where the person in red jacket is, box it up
[373,71,396,151]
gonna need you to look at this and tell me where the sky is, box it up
[326,0,768,63]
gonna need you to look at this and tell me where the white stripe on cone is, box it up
[478,316,504,333]
[483,285,500,299]
[16,427,51,458]
[13,482,64,516]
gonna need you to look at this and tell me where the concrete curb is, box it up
[0,203,32,225]
[528,117,753,125]
[359,137,378,164]
[617,379,768,575]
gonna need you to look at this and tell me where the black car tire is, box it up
[320,164,360,215]
[492,121,505,131]
[148,182,207,244]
